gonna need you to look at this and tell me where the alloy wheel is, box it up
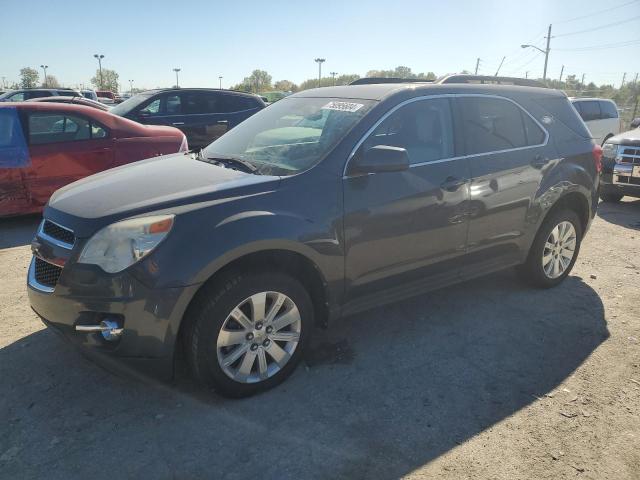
[216,291,302,383]
[542,221,577,279]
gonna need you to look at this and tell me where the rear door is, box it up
[23,110,114,207]
[457,95,549,273]
[180,91,229,148]
[0,107,31,216]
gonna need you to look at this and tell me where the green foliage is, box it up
[365,66,436,80]
[232,70,273,93]
[19,67,39,88]
[274,79,298,92]
[41,75,60,88]
[298,73,361,91]
[91,68,119,92]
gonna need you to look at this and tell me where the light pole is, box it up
[314,58,325,88]
[94,54,104,89]
[40,65,48,87]
[129,79,134,93]
[521,24,552,82]
[219,76,223,89]
[330,71,338,86]
[173,68,181,88]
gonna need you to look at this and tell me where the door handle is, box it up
[217,120,228,124]
[531,155,549,169]
[440,176,467,192]
[172,122,185,126]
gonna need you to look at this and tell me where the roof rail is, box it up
[436,74,546,88]
[349,77,434,85]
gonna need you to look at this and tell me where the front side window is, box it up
[459,97,542,155]
[139,98,161,115]
[8,92,26,102]
[28,113,105,144]
[203,97,375,175]
[361,97,454,164]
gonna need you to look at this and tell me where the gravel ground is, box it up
[1,199,639,480]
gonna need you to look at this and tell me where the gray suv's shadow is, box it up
[0,215,41,249]
[597,198,640,230]
[1,271,606,480]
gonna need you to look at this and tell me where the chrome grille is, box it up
[34,257,62,288]
[618,146,640,165]
[40,220,75,248]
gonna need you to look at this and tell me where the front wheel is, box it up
[517,209,583,288]
[184,271,312,397]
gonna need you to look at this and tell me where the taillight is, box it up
[179,135,188,152]
[592,144,603,173]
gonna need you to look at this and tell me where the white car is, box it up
[571,98,621,145]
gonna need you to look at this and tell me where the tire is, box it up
[599,192,623,203]
[184,271,313,397]
[517,209,583,288]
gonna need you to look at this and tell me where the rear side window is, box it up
[183,92,220,114]
[575,101,601,121]
[219,95,257,113]
[599,101,618,119]
[459,97,544,155]
[28,112,107,144]
[28,91,52,99]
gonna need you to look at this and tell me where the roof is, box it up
[138,87,263,98]
[291,82,566,102]
[569,97,616,103]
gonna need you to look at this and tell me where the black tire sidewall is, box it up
[189,272,313,397]
[525,209,583,288]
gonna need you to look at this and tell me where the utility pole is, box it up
[521,24,552,82]
[525,71,529,79]
[173,68,181,88]
[494,56,506,76]
[633,73,639,119]
[621,72,626,88]
[40,65,48,87]
[559,65,564,82]
[94,54,104,89]
[219,76,223,89]
[330,71,338,85]
[314,58,325,88]
[581,73,585,86]
[475,58,480,75]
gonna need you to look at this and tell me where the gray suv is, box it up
[28,83,600,397]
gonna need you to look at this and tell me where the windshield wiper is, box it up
[196,151,258,174]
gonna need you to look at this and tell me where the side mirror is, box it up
[348,145,410,175]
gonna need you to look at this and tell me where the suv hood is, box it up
[607,128,640,146]
[46,152,280,237]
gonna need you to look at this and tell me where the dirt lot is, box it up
[1,199,639,480]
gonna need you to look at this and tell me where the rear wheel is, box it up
[184,271,312,397]
[517,209,582,288]
[599,192,623,203]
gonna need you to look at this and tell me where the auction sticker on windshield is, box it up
[322,101,364,113]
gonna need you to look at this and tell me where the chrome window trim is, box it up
[27,257,55,293]
[37,219,75,250]
[343,93,550,178]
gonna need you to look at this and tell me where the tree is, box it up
[91,68,119,92]
[232,69,273,93]
[41,75,60,88]
[297,73,361,91]
[19,67,39,88]
[274,80,298,92]
[365,66,435,80]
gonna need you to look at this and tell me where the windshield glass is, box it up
[202,97,375,175]
[110,92,154,116]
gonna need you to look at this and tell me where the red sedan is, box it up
[0,102,188,217]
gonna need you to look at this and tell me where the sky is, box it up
[1,0,639,91]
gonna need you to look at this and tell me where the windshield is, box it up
[110,92,153,116]
[202,97,375,175]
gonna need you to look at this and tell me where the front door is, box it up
[24,110,113,207]
[343,97,470,304]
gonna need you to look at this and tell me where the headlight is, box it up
[602,142,618,159]
[78,215,174,273]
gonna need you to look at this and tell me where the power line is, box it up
[555,15,640,37]
[554,38,640,51]
[553,0,639,24]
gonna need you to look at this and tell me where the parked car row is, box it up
[0,102,187,216]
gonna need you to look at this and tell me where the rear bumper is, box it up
[27,257,201,381]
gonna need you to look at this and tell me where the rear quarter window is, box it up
[599,101,618,119]
[537,97,591,139]
[574,101,600,121]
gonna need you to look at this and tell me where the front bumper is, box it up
[27,254,200,381]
